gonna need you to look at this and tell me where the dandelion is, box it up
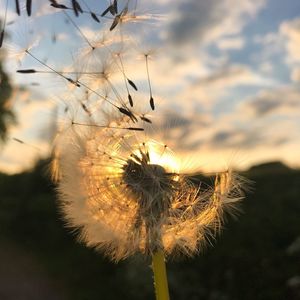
[53,111,244,299]
[55,120,243,259]
[7,1,247,299]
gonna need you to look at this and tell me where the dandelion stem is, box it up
[152,250,170,300]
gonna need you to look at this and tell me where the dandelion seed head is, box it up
[7,0,246,262]
[54,116,245,261]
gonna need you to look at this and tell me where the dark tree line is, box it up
[0,51,15,142]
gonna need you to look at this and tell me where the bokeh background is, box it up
[0,0,300,299]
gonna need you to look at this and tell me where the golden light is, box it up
[133,139,181,174]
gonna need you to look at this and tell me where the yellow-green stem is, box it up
[152,250,170,300]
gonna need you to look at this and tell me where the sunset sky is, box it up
[0,0,300,174]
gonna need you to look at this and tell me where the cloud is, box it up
[216,36,245,50]
[185,101,300,171]
[253,17,300,82]
[144,110,212,152]
[0,140,49,174]
[172,64,275,111]
[259,62,273,74]
[241,86,300,117]
[278,17,300,92]
[253,32,279,46]
[208,125,290,150]
[0,88,57,174]
[195,65,270,88]
[251,31,284,65]
[291,67,300,82]
[280,18,300,62]
[167,0,266,46]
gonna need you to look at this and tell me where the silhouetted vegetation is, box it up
[0,57,15,142]
[0,161,299,299]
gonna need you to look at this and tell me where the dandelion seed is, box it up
[101,6,112,17]
[140,115,152,123]
[15,0,21,16]
[70,121,144,131]
[119,7,167,26]
[50,2,68,10]
[23,50,81,88]
[110,15,121,31]
[17,68,36,73]
[67,77,81,87]
[12,137,24,144]
[71,0,83,17]
[0,29,4,48]
[0,0,9,48]
[115,52,138,107]
[150,96,155,110]
[79,0,101,23]
[118,106,138,122]
[109,4,129,31]
[80,102,92,116]
[12,137,40,151]
[90,12,100,23]
[51,32,57,43]
[145,54,155,110]
[127,78,138,91]
[113,0,118,14]
[128,94,133,107]
[127,127,144,131]
[26,0,32,16]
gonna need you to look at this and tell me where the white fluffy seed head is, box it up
[53,116,245,261]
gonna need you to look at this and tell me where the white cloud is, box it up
[253,17,300,82]
[253,32,280,46]
[195,65,271,88]
[173,64,275,112]
[0,140,49,174]
[0,88,56,174]
[259,62,273,74]
[291,67,300,82]
[280,18,300,62]
[216,36,245,50]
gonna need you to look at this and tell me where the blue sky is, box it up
[0,0,300,173]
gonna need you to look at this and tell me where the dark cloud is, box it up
[249,96,281,115]
[243,87,300,116]
[209,126,291,150]
[161,111,192,128]
[272,137,289,146]
[211,130,234,145]
[160,111,209,128]
[167,0,221,45]
[194,65,254,87]
[209,127,268,149]
[145,111,209,151]
[167,0,265,46]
